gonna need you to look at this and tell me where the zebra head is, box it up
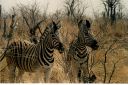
[51,21,64,53]
[50,33,64,53]
[78,19,99,50]
[40,21,64,53]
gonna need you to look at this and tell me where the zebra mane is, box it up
[40,26,52,41]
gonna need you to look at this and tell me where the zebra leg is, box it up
[7,62,16,83]
[16,69,24,83]
[8,65,16,83]
[44,67,52,83]
[6,58,16,83]
[77,68,82,83]
[81,62,90,83]
[32,70,41,83]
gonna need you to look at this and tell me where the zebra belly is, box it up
[13,56,40,72]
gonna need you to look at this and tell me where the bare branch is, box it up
[108,57,127,83]
[18,2,45,44]
[103,39,117,83]
[64,0,87,23]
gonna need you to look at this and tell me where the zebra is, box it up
[0,21,64,83]
[66,19,99,83]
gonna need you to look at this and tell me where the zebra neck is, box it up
[77,38,85,46]
[37,42,54,66]
[39,27,51,41]
[77,32,85,44]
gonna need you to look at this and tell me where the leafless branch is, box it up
[108,57,127,83]
[18,2,45,44]
[101,0,121,24]
[103,39,117,83]
[64,0,87,23]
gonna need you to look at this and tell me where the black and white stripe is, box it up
[67,20,99,83]
[0,21,64,83]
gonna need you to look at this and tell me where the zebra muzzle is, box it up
[92,44,99,50]
[91,40,99,50]
[59,46,64,53]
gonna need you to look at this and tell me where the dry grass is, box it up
[0,18,128,83]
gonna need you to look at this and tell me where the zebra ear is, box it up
[78,19,83,28]
[86,20,91,28]
[52,20,56,26]
[52,20,61,33]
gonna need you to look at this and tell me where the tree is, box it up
[117,3,124,19]
[0,5,1,29]
[0,5,1,18]
[19,2,44,44]
[102,0,121,24]
[64,0,87,23]
[2,17,7,38]
[6,10,17,47]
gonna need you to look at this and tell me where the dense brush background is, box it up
[0,0,128,83]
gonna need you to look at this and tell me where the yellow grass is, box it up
[0,18,128,83]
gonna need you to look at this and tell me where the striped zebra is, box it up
[0,21,64,83]
[66,20,99,83]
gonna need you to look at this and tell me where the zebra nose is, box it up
[61,47,65,52]
[59,46,64,53]
[93,40,97,45]
[89,74,97,83]
[91,40,99,50]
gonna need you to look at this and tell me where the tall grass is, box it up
[0,17,128,83]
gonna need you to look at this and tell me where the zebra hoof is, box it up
[89,74,96,83]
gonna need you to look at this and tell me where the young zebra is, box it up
[66,20,99,83]
[0,21,64,83]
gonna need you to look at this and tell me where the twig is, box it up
[108,57,126,83]
[103,39,117,83]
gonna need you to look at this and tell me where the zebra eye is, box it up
[51,34,55,37]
